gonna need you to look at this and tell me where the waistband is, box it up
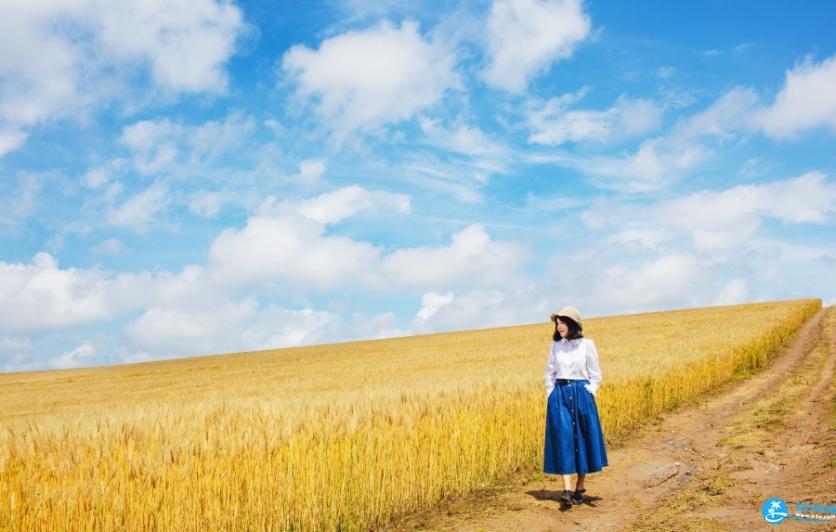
[555,378,590,385]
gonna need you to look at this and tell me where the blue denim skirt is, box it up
[544,378,608,475]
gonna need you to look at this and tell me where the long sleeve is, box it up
[544,342,557,399]
[584,339,602,396]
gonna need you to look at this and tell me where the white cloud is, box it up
[0,128,27,157]
[119,113,255,175]
[120,119,181,174]
[673,86,758,140]
[0,184,534,367]
[418,116,510,158]
[381,224,529,289]
[655,171,836,252]
[556,171,836,314]
[0,252,230,336]
[122,298,409,359]
[588,253,706,311]
[757,54,836,139]
[124,299,260,356]
[528,94,663,145]
[482,0,590,92]
[210,193,527,292]
[49,342,96,370]
[0,0,246,156]
[597,138,706,191]
[281,20,459,140]
[411,283,550,333]
[531,55,836,192]
[578,172,836,256]
[107,182,170,232]
[544,136,708,192]
[0,253,114,332]
[206,185,413,288]
[416,291,455,320]
[208,213,382,289]
[91,0,245,92]
[295,158,327,184]
[291,185,411,225]
[670,54,836,143]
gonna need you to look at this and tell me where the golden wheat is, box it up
[0,299,821,531]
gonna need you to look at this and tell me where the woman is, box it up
[543,306,608,506]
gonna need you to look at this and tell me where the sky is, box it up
[1,0,835,372]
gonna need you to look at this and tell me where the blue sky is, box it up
[1,0,835,372]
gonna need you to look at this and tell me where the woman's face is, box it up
[556,318,569,338]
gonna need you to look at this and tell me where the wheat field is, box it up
[0,299,821,531]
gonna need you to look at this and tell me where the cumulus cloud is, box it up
[206,185,411,289]
[549,171,836,314]
[0,254,222,335]
[757,54,836,139]
[281,20,460,140]
[0,0,246,156]
[587,253,706,311]
[655,171,836,252]
[664,53,836,143]
[416,291,455,320]
[122,299,408,358]
[1,183,533,368]
[208,213,383,289]
[209,194,526,292]
[0,253,115,332]
[381,224,529,289]
[580,171,836,251]
[482,0,590,92]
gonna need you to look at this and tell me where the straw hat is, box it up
[550,306,583,329]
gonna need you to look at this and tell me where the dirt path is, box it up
[382,306,836,531]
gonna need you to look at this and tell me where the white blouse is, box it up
[544,337,603,398]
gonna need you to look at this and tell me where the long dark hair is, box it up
[553,316,584,342]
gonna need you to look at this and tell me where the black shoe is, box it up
[559,489,573,504]
[572,489,586,505]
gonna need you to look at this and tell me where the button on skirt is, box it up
[544,379,608,475]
